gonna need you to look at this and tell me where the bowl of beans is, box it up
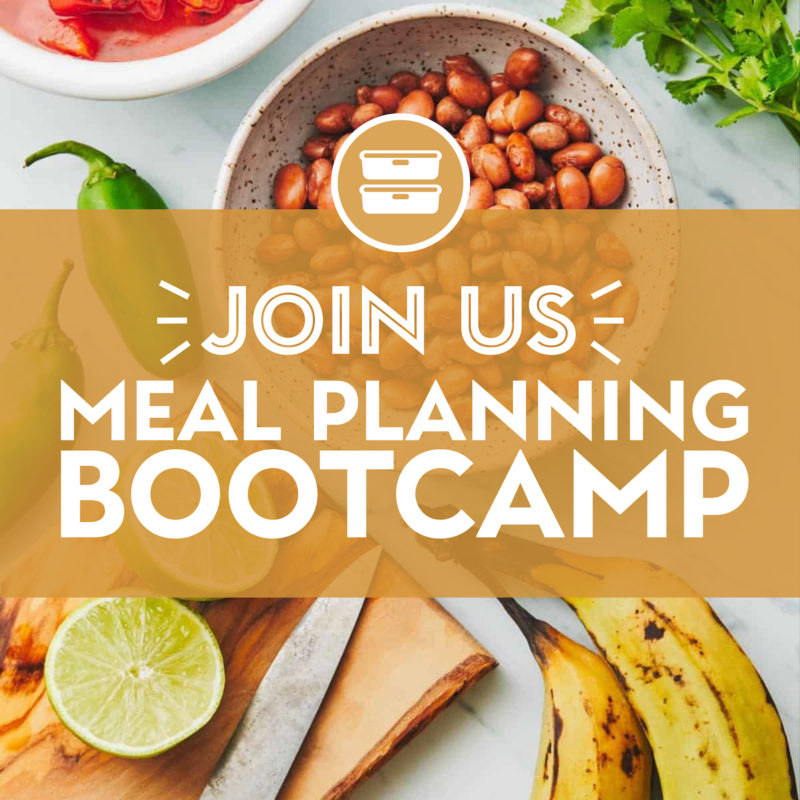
[213,4,678,464]
[215,4,675,210]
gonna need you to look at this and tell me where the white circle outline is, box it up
[331,113,471,253]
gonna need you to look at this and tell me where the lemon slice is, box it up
[45,597,224,758]
[117,436,278,597]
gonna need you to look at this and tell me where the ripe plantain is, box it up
[569,597,798,799]
[501,598,652,799]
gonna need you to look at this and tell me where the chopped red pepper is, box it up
[38,18,98,59]
[49,0,166,21]
[175,0,225,15]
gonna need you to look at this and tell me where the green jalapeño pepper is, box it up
[0,261,84,533]
[24,141,202,377]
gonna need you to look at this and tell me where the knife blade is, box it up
[201,547,381,800]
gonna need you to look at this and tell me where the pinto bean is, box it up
[493,132,510,148]
[436,248,471,294]
[382,379,427,410]
[397,89,435,118]
[508,90,544,129]
[302,135,337,160]
[595,230,633,268]
[355,84,372,104]
[351,103,383,128]
[370,85,404,112]
[588,155,626,207]
[446,69,491,109]
[305,158,332,207]
[257,233,297,264]
[314,103,355,134]
[543,174,560,209]
[292,217,328,254]
[332,133,350,161]
[388,70,420,94]
[610,284,638,322]
[274,163,307,209]
[420,71,448,100]
[310,243,350,273]
[502,250,539,286]
[546,360,587,397]
[534,152,554,181]
[506,131,536,181]
[427,294,461,332]
[494,188,530,209]
[528,121,569,151]
[316,177,335,210]
[489,72,512,97]
[457,115,491,151]
[443,53,487,79]
[486,91,514,133]
[471,143,511,188]
[486,90,543,132]
[505,47,543,88]
[545,104,590,141]
[512,180,547,204]
[555,166,591,209]
[435,96,470,131]
[551,142,603,170]
[466,177,495,209]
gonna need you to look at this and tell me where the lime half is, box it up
[45,597,225,758]
[117,436,279,597]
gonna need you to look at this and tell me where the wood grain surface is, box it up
[0,593,496,799]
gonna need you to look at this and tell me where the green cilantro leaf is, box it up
[546,0,614,37]
[643,32,686,73]
[612,5,653,46]
[723,0,768,35]
[716,105,761,126]
[641,0,670,26]
[666,74,718,103]
[547,0,800,144]
[765,52,800,91]
[731,30,768,57]
[735,55,770,104]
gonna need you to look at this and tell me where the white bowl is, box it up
[214,3,676,209]
[0,0,313,100]
[212,4,678,469]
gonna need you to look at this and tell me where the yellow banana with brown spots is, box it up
[501,599,652,799]
[569,597,797,799]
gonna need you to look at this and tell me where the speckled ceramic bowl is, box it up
[214,4,676,209]
[212,5,678,469]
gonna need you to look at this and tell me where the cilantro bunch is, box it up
[548,0,800,144]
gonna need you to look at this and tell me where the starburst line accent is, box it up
[160,341,191,365]
[157,317,188,325]
[590,340,620,365]
[159,280,190,299]
[593,316,625,325]
[590,280,622,300]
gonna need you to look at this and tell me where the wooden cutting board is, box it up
[0,589,496,799]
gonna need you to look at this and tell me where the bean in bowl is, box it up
[273,47,627,212]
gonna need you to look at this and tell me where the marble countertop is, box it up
[0,0,797,796]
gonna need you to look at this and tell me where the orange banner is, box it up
[0,210,797,597]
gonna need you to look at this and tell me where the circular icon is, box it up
[331,114,470,253]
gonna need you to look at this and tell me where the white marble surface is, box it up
[1,0,798,210]
[0,0,797,797]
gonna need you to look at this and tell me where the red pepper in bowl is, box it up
[49,0,166,20]
[176,0,225,15]
[38,19,97,59]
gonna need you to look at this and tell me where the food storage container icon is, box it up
[360,150,442,181]
[360,184,442,214]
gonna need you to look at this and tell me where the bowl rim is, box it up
[213,1,676,209]
[0,0,313,101]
